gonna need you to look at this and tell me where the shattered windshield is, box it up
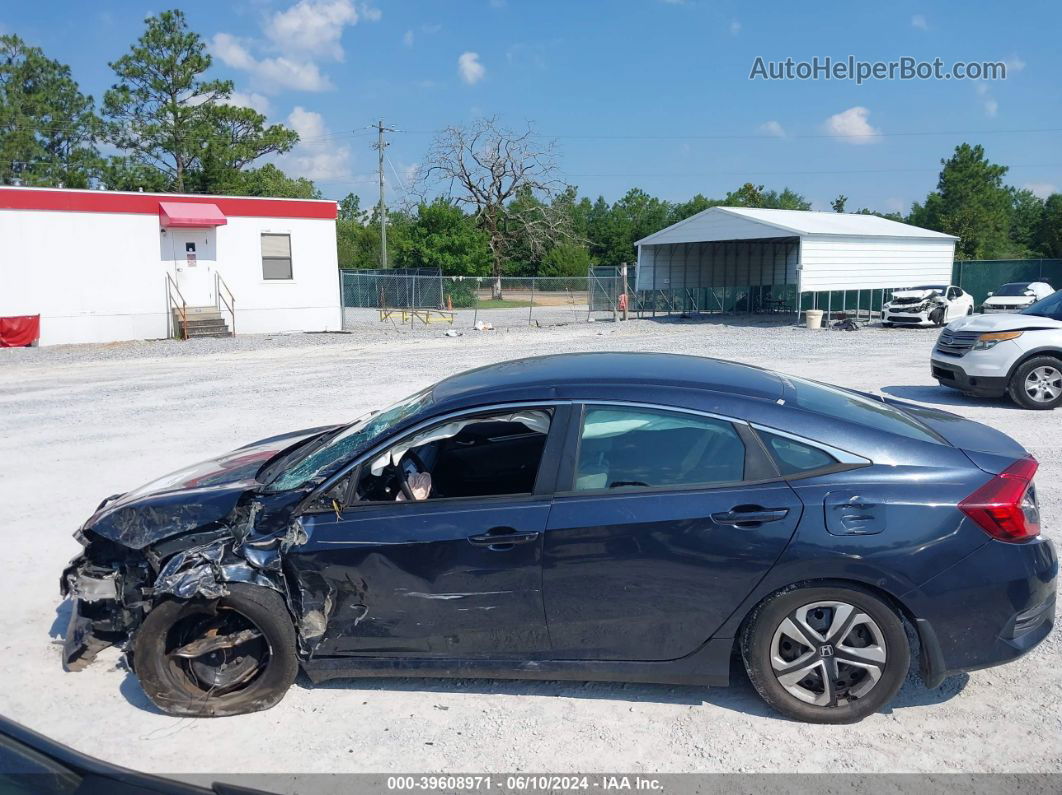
[267,389,433,491]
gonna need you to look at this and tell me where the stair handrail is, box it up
[215,272,236,336]
[165,273,189,340]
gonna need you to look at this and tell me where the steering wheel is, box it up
[397,450,428,501]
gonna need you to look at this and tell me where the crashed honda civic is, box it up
[61,353,1056,723]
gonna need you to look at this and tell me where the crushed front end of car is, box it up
[884,289,949,326]
[58,427,341,677]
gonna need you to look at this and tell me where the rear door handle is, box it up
[468,527,540,548]
[711,507,789,527]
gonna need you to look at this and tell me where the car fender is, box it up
[1005,344,1062,381]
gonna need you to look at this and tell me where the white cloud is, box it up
[823,106,880,144]
[1024,182,1057,199]
[729,19,741,36]
[210,33,333,92]
[458,51,486,85]
[911,14,928,30]
[211,0,379,94]
[264,0,362,61]
[211,33,257,71]
[281,106,351,180]
[1005,55,1026,74]
[884,197,906,212]
[983,97,999,117]
[224,91,272,115]
[975,82,999,117]
[758,120,786,138]
[403,29,414,47]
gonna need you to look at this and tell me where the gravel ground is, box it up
[0,317,1059,779]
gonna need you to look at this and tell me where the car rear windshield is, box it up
[995,283,1030,297]
[267,389,433,491]
[784,376,942,444]
[1022,290,1062,320]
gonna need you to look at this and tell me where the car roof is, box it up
[430,352,784,405]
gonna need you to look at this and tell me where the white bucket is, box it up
[805,309,824,330]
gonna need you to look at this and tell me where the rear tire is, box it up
[133,583,298,717]
[741,585,909,724]
[1008,356,1062,410]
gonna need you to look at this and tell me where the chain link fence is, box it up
[341,270,593,330]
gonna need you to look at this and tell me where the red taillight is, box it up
[959,457,1041,542]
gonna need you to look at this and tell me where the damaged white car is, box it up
[982,281,1055,314]
[882,285,973,327]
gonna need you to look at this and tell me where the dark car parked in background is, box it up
[61,353,1056,724]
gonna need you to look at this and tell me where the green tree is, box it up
[722,183,811,210]
[394,198,491,276]
[540,242,592,277]
[914,143,1012,259]
[0,34,100,187]
[103,10,297,192]
[831,195,848,213]
[1009,188,1045,257]
[1037,194,1062,258]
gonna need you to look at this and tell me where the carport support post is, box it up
[621,262,629,320]
[827,292,832,331]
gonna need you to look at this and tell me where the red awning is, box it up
[159,202,228,228]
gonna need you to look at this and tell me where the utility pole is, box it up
[371,120,395,268]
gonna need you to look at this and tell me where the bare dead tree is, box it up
[413,117,570,298]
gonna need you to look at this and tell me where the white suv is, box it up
[931,289,1062,409]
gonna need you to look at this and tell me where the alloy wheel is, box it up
[770,601,887,707]
[1023,366,1062,404]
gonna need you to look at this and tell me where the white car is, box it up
[882,285,974,327]
[931,289,1062,409]
[981,281,1054,314]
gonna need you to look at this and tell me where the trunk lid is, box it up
[880,397,1029,473]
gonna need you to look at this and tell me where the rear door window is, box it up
[574,406,746,491]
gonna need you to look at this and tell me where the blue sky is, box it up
[4,0,1061,211]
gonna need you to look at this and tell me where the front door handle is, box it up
[468,527,540,548]
[711,507,789,527]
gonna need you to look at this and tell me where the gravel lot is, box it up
[0,317,1059,779]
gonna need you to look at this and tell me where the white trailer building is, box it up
[0,186,341,346]
[634,207,958,318]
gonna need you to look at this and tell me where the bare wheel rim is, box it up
[1024,366,1062,403]
[770,601,887,707]
[165,607,270,696]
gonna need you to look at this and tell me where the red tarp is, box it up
[0,315,40,347]
[159,201,228,228]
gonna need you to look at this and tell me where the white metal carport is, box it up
[634,207,958,320]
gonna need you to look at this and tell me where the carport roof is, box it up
[635,206,959,246]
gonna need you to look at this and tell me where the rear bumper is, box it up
[905,537,1057,685]
[930,359,1009,397]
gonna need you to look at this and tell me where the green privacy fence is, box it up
[953,259,1062,307]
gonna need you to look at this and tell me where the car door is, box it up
[290,404,570,659]
[541,403,802,661]
[946,286,969,319]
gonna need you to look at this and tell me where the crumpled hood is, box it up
[945,313,1062,333]
[890,289,941,301]
[83,425,334,549]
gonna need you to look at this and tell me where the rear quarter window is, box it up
[785,376,942,444]
[758,431,837,475]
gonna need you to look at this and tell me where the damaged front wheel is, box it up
[133,583,298,717]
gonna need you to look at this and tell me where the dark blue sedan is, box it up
[61,352,1056,723]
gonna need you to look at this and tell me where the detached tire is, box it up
[1008,356,1062,410]
[133,583,298,717]
[741,585,909,724]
